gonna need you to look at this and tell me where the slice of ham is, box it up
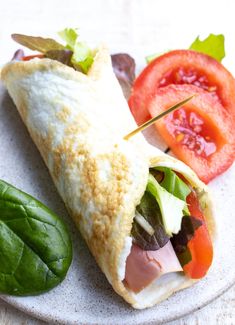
[124,241,183,293]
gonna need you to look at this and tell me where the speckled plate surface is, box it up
[0,8,235,321]
[0,71,234,325]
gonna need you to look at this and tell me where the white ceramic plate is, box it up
[0,46,235,325]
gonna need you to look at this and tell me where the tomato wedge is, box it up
[148,85,235,183]
[183,191,213,279]
[129,49,235,125]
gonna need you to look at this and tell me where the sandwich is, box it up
[0,30,215,308]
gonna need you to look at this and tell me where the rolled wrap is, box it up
[1,46,215,308]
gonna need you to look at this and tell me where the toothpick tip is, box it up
[123,94,195,141]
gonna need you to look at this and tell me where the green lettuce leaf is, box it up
[189,34,225,62]
[71,41,94,73]
[58,28,94,73]
[146,33,225,63]
[146,53,160,63]
[58,28,78,50]
[147,174,185,236]
[156,167,190,201]
[12,29,95,74]
[154,167,190,214]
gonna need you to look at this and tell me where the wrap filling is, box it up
[124,167,213,293]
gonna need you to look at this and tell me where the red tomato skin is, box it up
[148,84,235,183]
[23,54,44,61]
[183,192,213,279]
[129,50,235,125]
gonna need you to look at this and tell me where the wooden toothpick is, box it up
[124,94,195,141]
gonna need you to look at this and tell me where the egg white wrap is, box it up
[1,46,215,308]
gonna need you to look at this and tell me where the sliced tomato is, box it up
[129,50,235,125]
[183,191,213,279]
[148,85,235,183]
[22,54,44,61]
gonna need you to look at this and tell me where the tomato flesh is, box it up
[149,84,235,183]
[129,50,235,182]
[129,49,235,125]
[183,191,213,279]
[165,108,217,158]
[159,67,218,100]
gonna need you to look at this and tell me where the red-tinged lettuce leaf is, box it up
[132,191,169,251]
[11,31,94,74]
[111,53,135,83]
[11,49,25,61]
[171,216,202,266]
[175,247,192,267]
[111,53,135,99]
[11,31,135,78]
[46,49,73,66]
[12,34,64,53]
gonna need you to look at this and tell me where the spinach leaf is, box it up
[0,180,72,296]
[132,191,169,251]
